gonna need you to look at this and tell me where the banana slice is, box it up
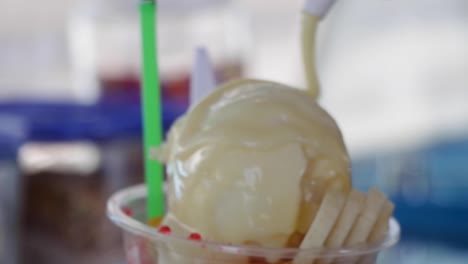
[344,188,387,246]
[294,190,346,264]
[368,201,394,243]
[326,190,366,247]
[318,190,365,264]
[340,188,387,264]
[288,188,394,264]
[356,201,395,264]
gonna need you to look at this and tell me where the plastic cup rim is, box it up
[107,184,400,258]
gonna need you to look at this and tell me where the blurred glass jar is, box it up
[68,0,252,104]
[15,102,146,264]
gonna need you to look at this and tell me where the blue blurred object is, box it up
[0,97,186,142]
[0,115,28,264]
[428,139,468,207]
[0,115,28,158]
[352,137,468,249]
[393,197,468,248]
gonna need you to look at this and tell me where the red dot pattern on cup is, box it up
[158,225,171,235]
[122,207,133,216]
[188,232,202,241]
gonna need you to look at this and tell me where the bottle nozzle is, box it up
[190,47,217,106]
[303,0,336,19]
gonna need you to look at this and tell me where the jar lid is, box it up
[0,98,185,142]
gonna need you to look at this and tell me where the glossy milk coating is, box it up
[155,79,351,247]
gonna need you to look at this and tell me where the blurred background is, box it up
[0,0,467,263]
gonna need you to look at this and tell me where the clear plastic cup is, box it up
[108,184,400,264]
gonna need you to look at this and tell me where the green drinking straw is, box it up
[140,0,164,220]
